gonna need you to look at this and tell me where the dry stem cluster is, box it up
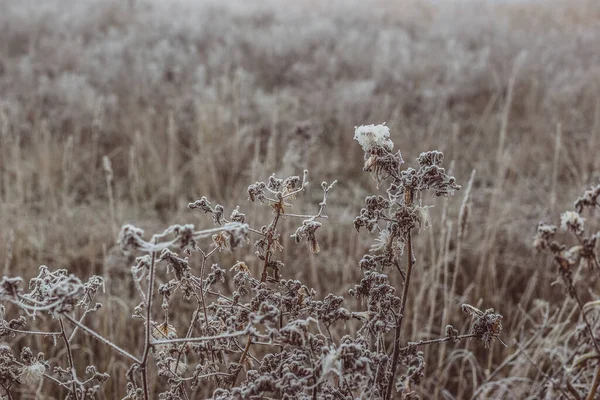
[0,126,504,399]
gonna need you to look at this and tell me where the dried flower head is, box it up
[533,222,558,251]
[354,123,394,152]
[574,183,600,213]
[19,361,46,385]
[560,211,585,236]
[291,219,322,254]
[462,304,504,348]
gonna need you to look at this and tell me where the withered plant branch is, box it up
[151,323,251,345]
[282,213,328,219]
[237,198,286,385]
[403,333,477,350]
[140,249,157,400]
[173,307,200,384]
[562,268,600,356]
[6,327,61,336]
[180,372,233,381]
[59,317,79,400]
[260,201,282,283]
[385,189,415,400]
[281,170,309,199]
[132,266,148,308]
[234,341,259,363]
[68,307,95,342]
[197,249,213,329]
[0,382,13,400]
[62,313,141,363]
[239,336,254,364]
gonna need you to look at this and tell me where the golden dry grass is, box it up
[1,0,600,398]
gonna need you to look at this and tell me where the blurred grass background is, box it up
[1,0,600,397]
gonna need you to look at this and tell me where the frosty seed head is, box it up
[354,123,394,153]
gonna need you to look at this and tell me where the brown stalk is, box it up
[385,188,415,400]
[141,250,157,400]
[59,318,80,400]
[238,200,283,384]
[587,364,600,400]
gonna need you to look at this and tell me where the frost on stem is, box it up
[117,222,249,254]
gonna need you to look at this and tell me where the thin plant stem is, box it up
[0,383,13,400]
[385,189,415,400]
[62,314,141,363]
[587,364,600,400]
[151,324,251,345]
[141,249,157,400]
[563,271,600,355]
[68,308,94,342]
[403,333,476,350]
[59,318,79,400]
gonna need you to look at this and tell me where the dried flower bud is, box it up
[118,224,146,253]
[212,232,231,252]
[188,196,213,214]
[159,249,190,280]
[533,222,558,251]
[291,220,322,254]
[463,304,503,348]
[230,206,246,223]
[574,184,600,213]
[445,325,459,343]
[248,182,267,203]
[560,211,585,236]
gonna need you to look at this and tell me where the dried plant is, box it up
[527,183,600,399]
[352,124,503,399]
[0,125,502,400]
[0,124,505,399]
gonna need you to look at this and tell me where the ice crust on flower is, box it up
[353,123,394,152]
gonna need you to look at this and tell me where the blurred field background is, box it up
[1,0,600,398]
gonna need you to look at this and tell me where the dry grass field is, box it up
[1,0,600,398]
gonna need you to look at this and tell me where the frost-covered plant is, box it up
[0,267,107,399]
[352,123,502,399]
[529,182,600,399]
[0,124,503,400]
[0,167,339,399]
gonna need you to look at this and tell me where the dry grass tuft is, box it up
[0,0,599,398]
